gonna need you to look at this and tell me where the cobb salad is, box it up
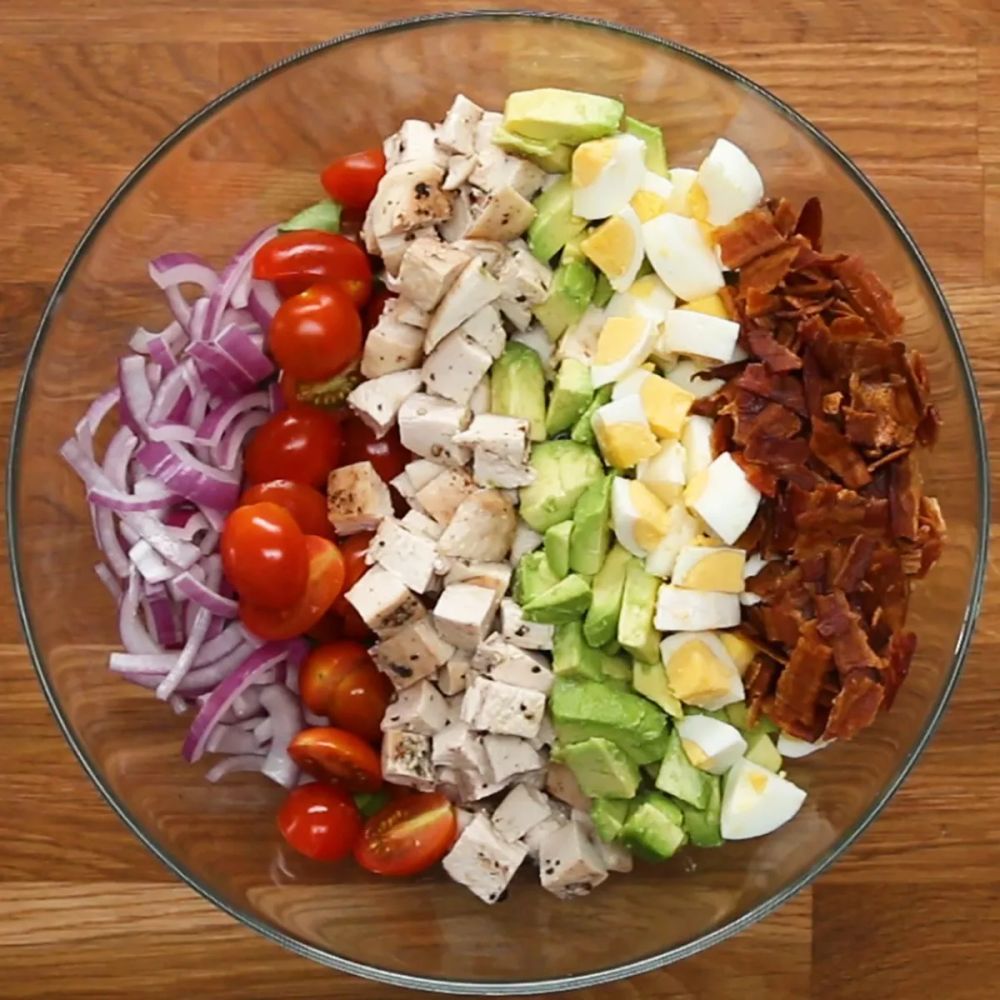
[63,87,945,903]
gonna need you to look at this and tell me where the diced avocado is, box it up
[724,702,780,737]
[633,660,683,719]
[569,473,613,576]
[550,678,668,765]
[593,272,614,308]
[533,259,596,341]
[602,638,622,656]
[617,560,660,664]
[601,652,632,683]
[679,774,723,847]
[544,521,573,578]
[583,542,631,647]
[590,797,630,843]
[654,728,713,809]
[519,440,603,531]
[528,177,587,263]
[560,231,586,265]
[491,341,546,442]
[570,384,612,446]
[513,550,561,605]
[522,574,592,624]
[503,88,624,144]
[689,707,731,724]
[745,731,783,773]
[278,198,342,233]
[493,124,572,173]
[623,115,668,176]
[621,792,687,861]
[554,737,640,799]
[552,622,604,681]
[546,358,593,436]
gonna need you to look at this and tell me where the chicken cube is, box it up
[511,523,544,563]
[556,305,603,365]
[390,470,419,508]
[454,305,505,360]
[491,785,554,843]
[529,714,557,751]
[571,810,634,874]
[433,583,499,650]
[455,414,534,489]
[510,326,554,376]
[523,813,567,860]
[482,735,546,785]
[367,162,453,239]
[453,238,509,275]
[464,187,537,243]
[443,560,512,596]
[361,306,424,378]
[366,517,444,594]
[397,238,472,312]
[473,111,504,153]
[437,94,484,155]
[381,729,435,791]
[469,376,491,415]
[539,819,609,899]
[425,260,501,352]
[460,676,546,739]
[437,489,517,561]
[471,144,548,200]
[415,467,478,525]
[381,680,449,735]
[499,598,555,651]
[421,330,494,406]
[431,720,488,772]
[344,566,425,637]
[471,633,553,693]
[395,298,430,329]
[383,119,447,169]
[438,187,474,243]
[327,461,394,535]
[545,762,591,811]
[400,508,444,540]
[405,458,447,491]
[443,153,476,191]
[372,619,455,690]
[398,393,472,467]
[347,369,423,438]
[497,244,552,330]
[442,813,528,904]
[437,651,471,696]
[376,226,437,277]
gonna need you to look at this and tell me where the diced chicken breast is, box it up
[395,298,430,329]
[530,714,557,751]
[491,785,554,843]
[415,467,478,525]
[390,470,419,507]
[438,187,474,243]
[470,450,536,490]
[511,522,544,563]
[473,111,504,153]
[482,735,546,785]
[432,720,489,772]
[347,369,423,438]
[545,762,591,811]
[499,598,555,651]
[471,145,548,200]
[405,458,447,491]
[383,119,447,169]
[471,633,554,693]
[424,261,501,352]
[381,729,435,790]
[556,306,603,366]
[421,330,494,406]
[372,619,455,689]
[510,325,555,376]
[539,819,609,899]
[460,676,546,739]
[443,813,528,904]
[437,651,472,696]
[399,508,444,539]
[437,489,517,561]
[444,560,513,595]
[361,306,424,378]
[398,237,472,312]
[455,414,534,489]
[497,246,552,331]
[470,375,491,415]
[433,583,499,650]
[464,187,537,242]
[398,393,472,467]
[443,154,476,191]
[523,813,567,860]
[344,566,426,637]
[437,94,484,155]
[455,305,505,360]
[453,238,509,275]
[367,163,453,239]
[571,809,633,873]
[366,517,444,594]
[381,680,449,735]
[327,461,394,535]
[376,226,437,277]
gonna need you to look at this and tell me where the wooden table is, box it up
[2,2,997,997]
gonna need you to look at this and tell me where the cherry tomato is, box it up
[253,230,374,304]
[278,371,316,414]
[320,148,386,211]
[220,502,308,610]
[354,792,457,877]
[240,480,331,538]
[341,418,410,483]
[330,532,374,637]
[299,640,371,716]
[363,287,396,332]
[328,664,393,743]
[269,283,363,382]
[278,783,362,862]
[245,410,343,489]
[240,535,345,640]
[287,726,382,792]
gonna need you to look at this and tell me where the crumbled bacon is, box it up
[712,199,945,740]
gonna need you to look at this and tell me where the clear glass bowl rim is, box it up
[6,9,990,995]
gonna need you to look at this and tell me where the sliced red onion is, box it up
[136,439,240,511]
[205,754,267,783]
[148,336,178,373]
[120,570,160,654]
[129,539,177,583]
[169,695,190,715]
[189,296,211,341]
[143,581,182,649]
[201,226,277,345]
[248,279,280,329]
[229,267,253,310]
[188,341,258,394]
[194,390,269,447]
[118,355,154,434]
[95,562,123,601]
[173,570,238,619]
[149,253,219,331]
[130,320,186,356]
[259,684,303,789]
[89,481,176,513]
[253,716,273,743]
[215,323,274,384]
[206,723,265,755]
[214,409,268,471]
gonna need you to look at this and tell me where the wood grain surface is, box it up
[2,2,998,998]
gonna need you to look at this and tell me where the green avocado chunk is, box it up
[522,574,592,624]
[570,384,612,446]
[554,737,640,798]
[552,621,604,681]
[546,358,593,436]
[623,115,669,176]
[600,652,633,684]
[493,124,573,173]
[745,731,782,773]
[543,521,573,578]
[654,728,713,809]
[569,473,613,576]
[519,440,603,531]
[503,88,624,144]
[583,542,631,648]
[533,259,596,341]
[528,177,587,263]
[591,797,630,843]
[513,550,562,605]
[618,559,660,664]
[592,271,614,308]
[679,774,723,847]
[632,659,683,719]
[491,341,546,442]
[621,792,687,861]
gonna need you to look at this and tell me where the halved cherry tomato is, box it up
[220,502,308,610]
[278,783,362,862]
[321,148,386,212]
[240,535,345,640]
[287,726,382,792]
[253,230,374,305]
[240,480,331,538]
[269,283,363,382]
[354,792,457,877]
[299,640,371,716]
[331,532,373,637]
[328,663,393,743]
[341,417,410,483]
[363,287,396,333]
[245,409,343,489]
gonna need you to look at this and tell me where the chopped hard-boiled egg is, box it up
[666,167,709,221]
[679,294,730,319]
[718,631,756,675]
[581,206,644,292]
[666,359,724,399]
[677,715,747,774]
[659,631,744,710]
[606,274,676,326]
[593,396,659,469]
[660,310,740,364]
[696,138,765,227]
[636,440,686,505]
[611,477,671,556]
[655,585,742,632]
[591,315,657,387]
[672,545,747,593]
[572,133,648,220]
[611,369,693,438]
[642,213,725,302]
[644,501,699,578]
[681,415,715,479]
[720,757,806,840]
[684,452,761,545]
[630,170,675,223]
[777,734,835,759]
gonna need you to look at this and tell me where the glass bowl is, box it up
[8,10,988,995]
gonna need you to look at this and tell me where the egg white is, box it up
[642,213,725,302]
[572,133,648,220]
[697,138,765,226]
[676,715,748,774]
[591,315,657,387]
[720,757,806,840]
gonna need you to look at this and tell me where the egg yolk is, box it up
[630,274,666,303]
[598,422,659,470]
[684,469,710,506]
[680,549,746,592]
[631,188,671,223]
[595,316,649,365]
[582,215,637,280]
[628,481,671,548]
[686,181,711,222]
[572,138,616,188]
[682,739,710,769]
[665,640,734,705]
[680,294,730,319]
[639,374,694,438]
[719,632,755,674]
[749,771,769,794]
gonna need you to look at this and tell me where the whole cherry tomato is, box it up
[354,792,457,877]
[340,417,410,483]
[287,726,382,792]
[328,663,393,744]
[220,502,308,610]
[299,640,371,717]
[363,287,396,332]
[245,410,343,489]
[253,230,374,304]
[269,283,363,382]
[240,480,332,538]
[320,148,386,211]
[278,783,362,862]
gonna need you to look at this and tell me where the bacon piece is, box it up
[771,622,832,732]
[832,535,877,592]
[739,243,800,295]
[832,256,904,338]
[883,630,916,710]
[735,363,807,415]
[715,208,787,269]
[761,602,806,647]
[732,452,780,498]
[794,197,823,250]
[745,287,782,317]
[815,591,883,677]
[810,418,873,488]
[823,670,885,740]
[889,452,921,540]
[746,326,803,372]
[770,197,798,237]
